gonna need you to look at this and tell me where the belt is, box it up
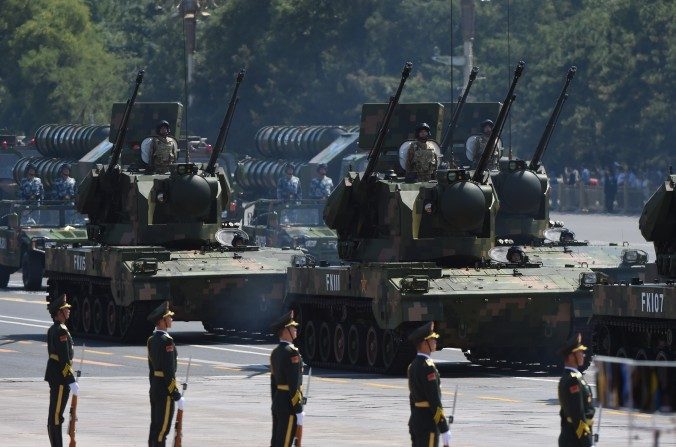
[566,417,594,426]
[276,384,290,391]
[49,354,59,361]
[153,371,165,377]
[414,401,430,408]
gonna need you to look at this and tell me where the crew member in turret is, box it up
[269,310,305,447]
[309,163,333,199]
[45,294,77,447]
[147,301,184,447]
[557,333,595,447]
[407,322,451,447]
[467,119,502,169]
[277,163,302,201]
[20,164,44,201]
[141,120,179,174]
[52,164,77,200]
[405,123,439,181]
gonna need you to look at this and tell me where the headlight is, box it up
[304,240,317,248]
[579,272,598,288]
[622,249,647,265]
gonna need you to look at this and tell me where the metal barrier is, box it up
[551,183,648,214]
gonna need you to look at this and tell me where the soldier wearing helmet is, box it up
[52,164,77,200]
[405,123,439,181]
[20,163,44,201]
[466,118,502,169]
[141,120,178,174]
[277,163,302,201]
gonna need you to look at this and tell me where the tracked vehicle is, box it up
[45,70,300,341]
[285,62,597,373]
[592,173,676,360]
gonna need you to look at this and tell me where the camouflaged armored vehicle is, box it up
[0,200,87,290]
[241,199,338,264]
[284,62,599,373]
[45,71,300,340]
[488,67,647,282]
[592,173,676,360]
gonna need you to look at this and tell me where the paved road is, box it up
[2,272,673,446]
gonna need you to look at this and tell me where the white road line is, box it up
[188,344,270,357]
[232,344,273,352]
[0,319,50,329]
[0,314,52,324]
[178,356,268,370]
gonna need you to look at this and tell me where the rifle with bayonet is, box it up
[440,66,479,166]
[528,66,576,171]
[361,62,413,181]
[107,70,144,173]
[472,61,525,183]
[447,384,458,424]
[173,357,192,447]
[67,343,85,447]
[293,366,312,447]
[205,68,246,175]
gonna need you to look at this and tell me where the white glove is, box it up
[441,430,451,446]
[295,411,305,426]
[177,397,185,411]
[69,381,79,396]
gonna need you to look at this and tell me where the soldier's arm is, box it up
[286,349,304,414]
[421,365,449,433]
[160,337,181,399]
[560,376,592,444]
[405,144,414,171]
[270,352,277,399]
[56,327,75,383]
[296,181,302,200]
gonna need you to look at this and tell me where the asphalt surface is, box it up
[0,214,673,445]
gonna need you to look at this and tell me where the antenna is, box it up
[182,11,190,163]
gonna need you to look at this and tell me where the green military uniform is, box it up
[44,295,75,447]
[269,311,304,447]
[147,302,181,447]
[407,322,450,447]
[558,334,595,447]
[406,140,439,181]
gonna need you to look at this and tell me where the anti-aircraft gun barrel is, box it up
[472,61,525,182]
[206,68,246,175]
[362,62,412,180]
[529,66,576,171]
[440,66,479,157]
[107,70,144,172]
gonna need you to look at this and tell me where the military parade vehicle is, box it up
[592,172,676,360]
[485,66,648,282]
[0,200,87,290]
[45,70,301,341]
[241,199,339,264]
[284,62,599,373]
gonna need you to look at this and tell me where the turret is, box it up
[323,62,523,266]
[76,71,233,247]
[639,173,676,278]
[491,66,576,243]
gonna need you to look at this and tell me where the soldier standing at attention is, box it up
[407,322,451,447]
[405,123,439,181]
[20,163,44,201]
[45,294,78,447]
[277,163,302,201]
[52,164,77,200]
[309,163,334,199]
[141,120,179,174]
[558,333,595,447]
[269,310,305,447]
[147,301,184,447]
[467,119,501,169]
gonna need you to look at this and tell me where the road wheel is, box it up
[303,321,317,361]
[0,266,10,288]
[21,252,43,291]
[92,298,104,334]
[655,351,670,361]
[319,321,332,362]
[68,295,82,333]
[597,324,613,356]
[382,329,398,370]
[105,299,117,337]
[347,324,361,366]
[615,347,628,358]
[365,325,380,368]
[635,348,648,360]
[81,297,93,334]
[333,323,346,364]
